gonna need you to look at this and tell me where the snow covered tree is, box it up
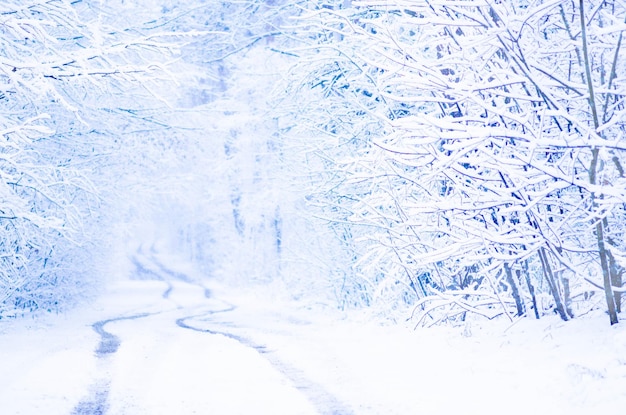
[0,0,192,317]
[282,0,626,324]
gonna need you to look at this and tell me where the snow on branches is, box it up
[283,0,626,324]
[0,0,189,317]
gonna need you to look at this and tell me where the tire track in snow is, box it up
[147,251,355,415]
[130,255,173,299]
[72,251,171,415]
[93,312,155,355]
[149,255,193,283]
[143,252,212,300]
[71,386,109,415]
[72,312,158,415]
[177,309,355,415]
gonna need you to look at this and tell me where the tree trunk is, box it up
[603,217,622,314]
[520,264,540,319]
[593,218,619,324]
[579,0,619,324]
[504,263,524,317]
[561,273,574,319]
[538,248,569,321]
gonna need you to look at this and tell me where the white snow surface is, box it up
[1,248,625,415]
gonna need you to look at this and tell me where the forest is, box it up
[1,0,625,327]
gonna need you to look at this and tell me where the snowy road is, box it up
[63,251,351,415]
[2,248,626,415]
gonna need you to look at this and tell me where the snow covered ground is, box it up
[1,248,625,415]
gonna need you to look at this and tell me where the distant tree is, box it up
[108,0,310,292]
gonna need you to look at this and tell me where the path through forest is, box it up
[67,249,349,415]
[1,247,625,415]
